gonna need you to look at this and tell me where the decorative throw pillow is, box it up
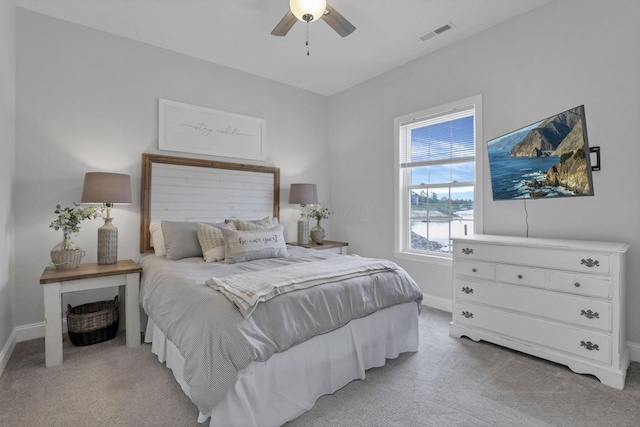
[160,220,230,260]
[161,221,202,260]
[197,223,227,262]
[228,216,279,231]
[149,223,166,256]
[222,225,288,264]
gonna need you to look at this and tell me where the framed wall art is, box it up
[158,98,267,161]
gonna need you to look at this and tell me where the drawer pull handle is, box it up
[517,274,523,279]
[580,309,600,319]
[462,287,474,294]
[462,248,474,255]
[580,258,600,268]
[580,340,599,351]
[574,282,581,287]
[472,268,477,273]
[462,311,473,319]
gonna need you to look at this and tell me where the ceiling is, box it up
[16,0,553,96]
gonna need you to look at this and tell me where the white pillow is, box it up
[222,225,288,264]
[197,223,227,262]
[149,223,166,256]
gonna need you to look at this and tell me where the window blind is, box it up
[400,107,474,168]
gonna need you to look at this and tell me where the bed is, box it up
[138,153,423,427]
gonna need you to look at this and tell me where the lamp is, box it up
[81,172,132,265]
[289,183,317,244]
[290,0,327,22]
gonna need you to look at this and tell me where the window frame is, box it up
[393,95,483,265]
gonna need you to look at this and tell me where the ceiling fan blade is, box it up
[321,3,356,37]
[271,11,298,36]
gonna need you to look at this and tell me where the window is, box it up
[394,95,483,262]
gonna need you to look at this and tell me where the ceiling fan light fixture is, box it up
[290,0,327,23]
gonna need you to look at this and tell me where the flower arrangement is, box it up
[50,203,102,238]
[307,205,333,223]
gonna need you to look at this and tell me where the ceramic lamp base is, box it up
[98,218,118,265]
[297,216,310,245]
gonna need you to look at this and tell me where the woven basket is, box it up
[67,296,119,346]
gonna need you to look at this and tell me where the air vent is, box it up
[434,24,453,35]
[419,32,437,42]
[419,22,455,42]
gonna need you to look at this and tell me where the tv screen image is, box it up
[486,105,594,200]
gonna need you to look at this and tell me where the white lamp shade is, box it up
[288,183,318,205]
[290,0,327,22]
[81,172,132,205]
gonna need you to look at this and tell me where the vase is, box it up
[310,220,325,245]
[50,232,85,270]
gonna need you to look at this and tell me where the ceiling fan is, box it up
[271,0,356,38]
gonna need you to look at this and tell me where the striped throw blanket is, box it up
[206,256,399,317]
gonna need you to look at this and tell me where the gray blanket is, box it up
[139,247,423,415]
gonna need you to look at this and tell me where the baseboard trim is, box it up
[0,320,69,378]
[628,340,640,363]
[15,319,68,343]
[0,328,17,378]
[421,293,452,313]
[15,321,44,342]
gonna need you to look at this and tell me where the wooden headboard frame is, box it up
[140,153,280,253]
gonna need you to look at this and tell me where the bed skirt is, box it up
[145,301,420,427]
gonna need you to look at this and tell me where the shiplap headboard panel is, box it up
[140,153,280,253]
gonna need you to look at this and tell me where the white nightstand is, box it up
[288,240,348,254]
[39,260,142,367]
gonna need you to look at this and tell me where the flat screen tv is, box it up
[487,105,594,200]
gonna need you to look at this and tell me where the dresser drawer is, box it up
[455,280,612,332]
[455,242,611,274]
[495,263,612,298]
[547,271,611,299]
[455,260,495,281]
[455,302,611,364]
[495,264,545,287]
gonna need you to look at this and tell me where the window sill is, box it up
[394,251,453,267]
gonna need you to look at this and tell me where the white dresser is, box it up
[449,234,630,389]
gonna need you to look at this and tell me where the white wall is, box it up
[0,0,16,370]
[14,10,329,330]
[328,0,640,343]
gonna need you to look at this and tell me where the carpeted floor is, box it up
[1,307,639,427]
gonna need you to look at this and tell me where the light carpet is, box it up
[1,307,638,426]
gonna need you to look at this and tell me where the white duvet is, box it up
[139,247,423,415]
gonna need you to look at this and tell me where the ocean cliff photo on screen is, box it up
[486,105,594,200]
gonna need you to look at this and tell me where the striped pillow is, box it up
[197,223,227,262]
[228,216,279,231]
